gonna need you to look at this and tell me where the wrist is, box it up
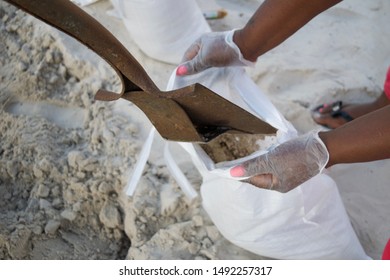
[233,29,258,63]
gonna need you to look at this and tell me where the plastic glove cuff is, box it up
[225,29,256,67]
[312,130,330,173]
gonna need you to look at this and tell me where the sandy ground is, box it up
[0,0,389,260]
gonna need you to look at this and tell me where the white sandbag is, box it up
[166,66,370,259]
[200,173,368,259]
[110,0,211,64]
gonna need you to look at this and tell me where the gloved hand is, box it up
[176,30,255,76]
[230,131,329,193]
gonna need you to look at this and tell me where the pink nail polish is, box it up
[176,65,187,76]
[230,166,245,177]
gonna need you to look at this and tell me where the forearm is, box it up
[320,106,390,167]
[233,0,342,61]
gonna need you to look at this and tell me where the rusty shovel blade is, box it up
[5,0,277,142]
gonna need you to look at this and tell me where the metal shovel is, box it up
[5,0,276,142]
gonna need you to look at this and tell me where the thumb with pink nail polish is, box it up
[176,65,188,76]
[230,165,246,177]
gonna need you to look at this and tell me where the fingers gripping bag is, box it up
[163,67,370,260]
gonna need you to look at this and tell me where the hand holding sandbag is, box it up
[230,131,329,192]
[176,30,255,76]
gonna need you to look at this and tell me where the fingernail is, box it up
[176,65,188,76]
[230,166,245,177]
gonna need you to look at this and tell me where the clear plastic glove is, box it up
[230,131,329,193]
[176,30,255,76]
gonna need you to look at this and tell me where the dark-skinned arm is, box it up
[177,0,342,75]
[320,106,390,167]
